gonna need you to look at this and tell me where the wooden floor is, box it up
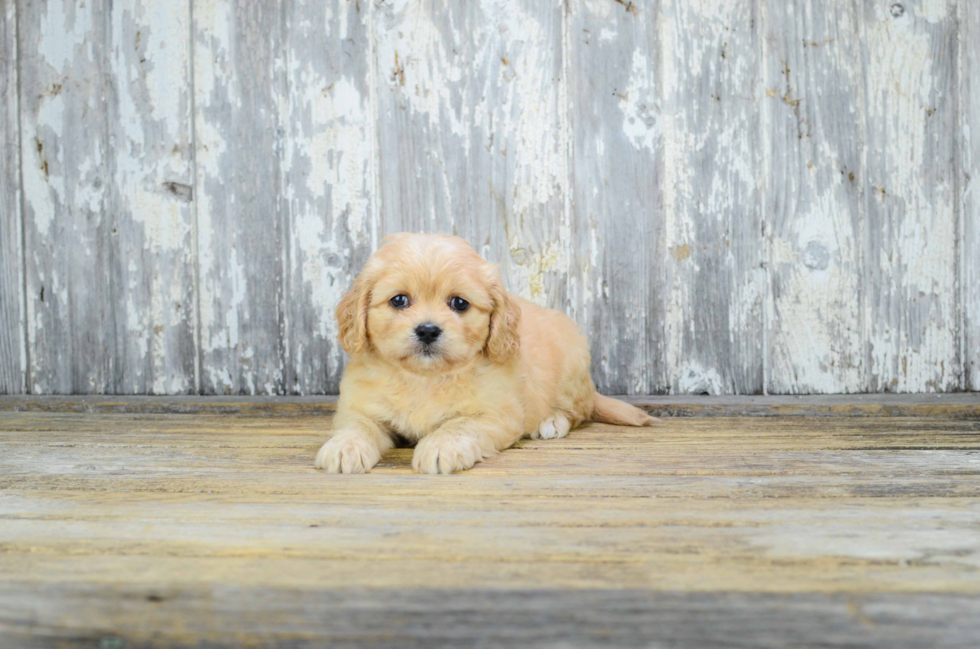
[1,396,978,648]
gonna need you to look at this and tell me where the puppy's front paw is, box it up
[412,434,488,475]
[314,431,382,474]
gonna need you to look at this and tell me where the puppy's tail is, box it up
[592,393,658,427]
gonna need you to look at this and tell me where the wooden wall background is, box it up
[0,0,977,395]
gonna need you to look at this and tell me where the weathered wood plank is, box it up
[281,0,376,394]
[105,0,196,394]
[568,0,665,394]
[19,0,113,394]
[18,0,195,395]
[3,417,980,461]
[4,0,976,397]
[862,1,959,392]
[1,414,978,569]
[0,409,978,646]
[2,587,976,649]
[0,0,25,394]
[663,0,764,395]
[193,1,286,395]
[766,0,867,394]
[373,0,568,310]
[962,2,980,391]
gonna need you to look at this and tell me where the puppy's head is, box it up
[336,234,520,374]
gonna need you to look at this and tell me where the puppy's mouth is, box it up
[414,343,443,359]
[395,340,446,363]
[396,341,469,374]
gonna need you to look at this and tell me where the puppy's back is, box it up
[511,295,594,432]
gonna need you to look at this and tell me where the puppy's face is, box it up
[336,234,520,374]
[367,247,494,374]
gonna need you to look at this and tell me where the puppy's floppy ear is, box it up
[485,274,521,362]
[336,272,372,356]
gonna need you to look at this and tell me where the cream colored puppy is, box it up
[314,233,654,475]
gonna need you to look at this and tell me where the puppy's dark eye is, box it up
[389,294,410,309]
[449,297,469,312]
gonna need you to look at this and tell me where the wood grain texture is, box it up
[0,405,978,646]
[962,1,980,391]
[374,0,568,310]
[19,0,195,395]
[1,587,977,649]
[19,0,113,394]
[281,0,377,395]
[106,0,196,394]
[0,0,25,394]
[861,0,959,392]
[193,0,286,395]
[765,0,867,394]
[568,0,665,395]
[663,0,764,395]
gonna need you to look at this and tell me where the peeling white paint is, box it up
[37,1,91,70]
[962,3,980,391]
[676,361,725,395]
[278,0,376,392]
[619,50,660,152]
[6,0,973,395]
[501,0,565,219]
[375,0,468,142]
[663,0,764,394]
[507,240,563,305]
[917,0,949,24]
[23,95,65,239]
[865,2,957,392]
[293,75,370,235]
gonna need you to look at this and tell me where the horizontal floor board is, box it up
[2,587,978,649]
[1,403,978,647]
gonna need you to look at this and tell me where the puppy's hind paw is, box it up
[531,413,571,440]
[315,431,382,474]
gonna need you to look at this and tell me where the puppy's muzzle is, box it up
[414,322,442,345]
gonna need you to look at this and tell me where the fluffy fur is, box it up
[314,234,655,475]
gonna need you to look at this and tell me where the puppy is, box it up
[314,233,654,475]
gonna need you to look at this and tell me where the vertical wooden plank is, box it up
[662,0,764,395]
[962,2,980,391]
[765,0,867,394]
[106,0,196,393]
[373,0,568,310]
[0,0,26,393]
[19,0,111,393]
[20,0,195,395]
[567,0,664,394]
[862,0,958,392]
[194,1,286,395]
[282,0,376,394]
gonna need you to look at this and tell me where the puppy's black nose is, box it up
[415,322,442,345]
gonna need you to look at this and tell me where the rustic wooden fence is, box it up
[1,0,977,395]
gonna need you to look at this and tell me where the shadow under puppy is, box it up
[315,233,655,475]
